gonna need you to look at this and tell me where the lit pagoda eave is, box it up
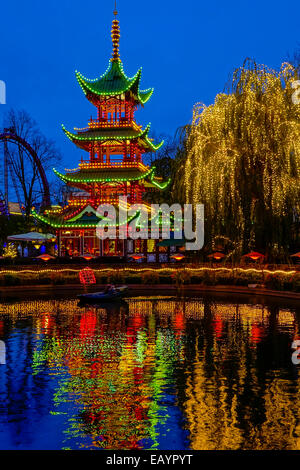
[75,63,154,106]
[61,123,164,152]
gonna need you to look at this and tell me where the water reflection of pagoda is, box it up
[33,7,170,260]
[31,303,187,449]
[1,298,300,450]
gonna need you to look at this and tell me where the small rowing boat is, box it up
[77,285,128,303]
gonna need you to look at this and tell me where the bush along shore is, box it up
[0,268,299,293]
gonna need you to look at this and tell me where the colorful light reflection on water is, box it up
[0,295,299,450]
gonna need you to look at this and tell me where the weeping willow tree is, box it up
[179,59,300,258]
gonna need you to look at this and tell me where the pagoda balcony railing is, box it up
[65,160,150,174]
[78,160,148,170]
[68,196,130,206]
[65,161,149,173]
[74,119,142,132]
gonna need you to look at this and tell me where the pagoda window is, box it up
[102,106,107,121]
[102,239,124,256]
[134,239,143,253]
[120,105,126,122]
[147,239,155,253]
[97,147,104,162]
[130,142,134,160]
[62,236,80,257]
[127,240,133,254]
[90,147,95,161]
[104,146,110,163]
[83,233,100,256]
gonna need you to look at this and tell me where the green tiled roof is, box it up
[31,207,139,229]
[53,166,156,184]
[62,123,164,152]
[52,165,171,190]
[76,60,153,105]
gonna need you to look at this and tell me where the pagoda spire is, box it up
[111,1,120,62]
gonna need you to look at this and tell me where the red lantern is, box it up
[79,267,96,285]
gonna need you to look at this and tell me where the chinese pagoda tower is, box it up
[33,8,170,260]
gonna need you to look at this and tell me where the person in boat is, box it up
[103,284,116,294]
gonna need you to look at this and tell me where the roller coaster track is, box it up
[0,128,51,213]
[0,189,9,217]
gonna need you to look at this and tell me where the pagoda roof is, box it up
[53,165,160,184]
[62,123,163,152]
[31,204,139,229]
[51,164,170,191]
[32,196,178,229]
[75,61,153,106]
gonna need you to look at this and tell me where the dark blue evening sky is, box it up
[0,0,299,169]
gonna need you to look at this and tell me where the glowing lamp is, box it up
[36,254,55,262]
[81,254,96,261]
[170,254,185,261]
[243,252,265,261]
[208,252,225,260]
[129,254,145,261]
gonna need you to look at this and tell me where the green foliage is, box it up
[94,272,109,284]
[107,270,125,285]
[2,274,21,286]
[141,271,160,284]
[265,273,284,290]
[38,274,52,285]
[172,270,191,286]
[291,274,300,292]
[0,268,298,293]
[0,216,33,247]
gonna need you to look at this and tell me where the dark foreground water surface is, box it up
[0,293,299,450]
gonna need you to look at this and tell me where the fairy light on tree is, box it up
[182,59,300,257]
[3,243,18,258]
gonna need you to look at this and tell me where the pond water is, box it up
[0,293,299,450]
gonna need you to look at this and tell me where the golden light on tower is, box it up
[111,0,120,61]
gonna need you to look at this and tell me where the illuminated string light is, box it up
[62,123,163,152]
[182,60,300,250]
[0,267,296,276]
